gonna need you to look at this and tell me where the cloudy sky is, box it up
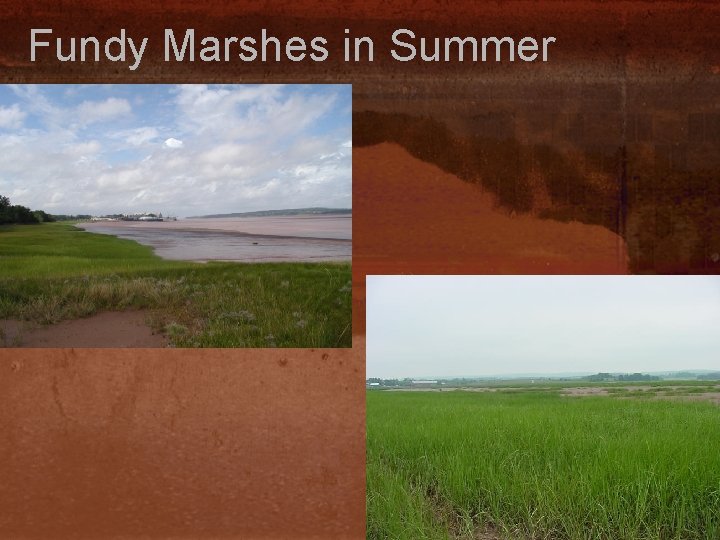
[367,276,720,378]
[0,84,351,217]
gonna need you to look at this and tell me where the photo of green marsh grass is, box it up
[0,222,351,347]
[367,387,720,539]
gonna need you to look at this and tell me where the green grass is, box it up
[0,223,351,347]
[367,391,720,539]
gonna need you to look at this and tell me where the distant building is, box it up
[92,212,168,222]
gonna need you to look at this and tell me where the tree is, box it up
[32,210,55,223]
[0,195,41,225]
[0,194,12,224]
[9,205,39,224]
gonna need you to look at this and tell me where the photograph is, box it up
[366,275,720,539]
[0,83,352,348]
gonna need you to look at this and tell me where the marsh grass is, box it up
[0,223,351,347]
[367,391,720,539]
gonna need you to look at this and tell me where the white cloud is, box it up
[0,84,351,216]
[199,143,252,165]
[75,97,131,125]
[0,104,26,129]
[122,127,159,146]
[173,84,336,144]
[64,140,101,157]
[8,85,57,120]
[164,137,184,149]
[96,168,145,189]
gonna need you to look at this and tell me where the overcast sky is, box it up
[0,84,351,217]
[367,275,720,379]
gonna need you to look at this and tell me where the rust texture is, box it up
[0,348,364,539]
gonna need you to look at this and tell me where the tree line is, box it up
[0,194,55,225]
[585,372,661,382]
[1,195,93,224]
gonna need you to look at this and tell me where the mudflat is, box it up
[81,215,352,239]
[79,215,352,262]
[1,311,167,348]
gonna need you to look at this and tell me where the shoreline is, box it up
[80,214,352,240]
[79,223,352,243]
[78,219,352,263]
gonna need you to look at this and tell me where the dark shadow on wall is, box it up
[353,111,720,274]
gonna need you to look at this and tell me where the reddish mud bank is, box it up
[1,311,167,348]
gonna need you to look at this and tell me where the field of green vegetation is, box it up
[0,223,351,347]
[367,389,720,539]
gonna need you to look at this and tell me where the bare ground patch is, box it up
[664,392,720,405]
[561,387,610,396]
[0,310,167,348]
[560,385,720,405]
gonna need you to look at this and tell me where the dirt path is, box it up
[1,311,167,348]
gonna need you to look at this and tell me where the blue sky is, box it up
[0,84,351,217]
[367,276,720,378]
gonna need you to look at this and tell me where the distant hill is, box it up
[188,207,352,219]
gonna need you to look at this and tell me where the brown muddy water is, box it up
[79,215,352,262]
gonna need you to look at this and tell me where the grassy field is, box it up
[0,223,351,347]
[367,389,720,539]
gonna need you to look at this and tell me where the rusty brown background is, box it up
[0,348,363,539]
[1,1,719,538]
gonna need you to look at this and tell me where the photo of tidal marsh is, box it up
[366,276,720,539]
[0,84,351,347]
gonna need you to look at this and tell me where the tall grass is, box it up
[367,391,720,539]
[0,223,351,347]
